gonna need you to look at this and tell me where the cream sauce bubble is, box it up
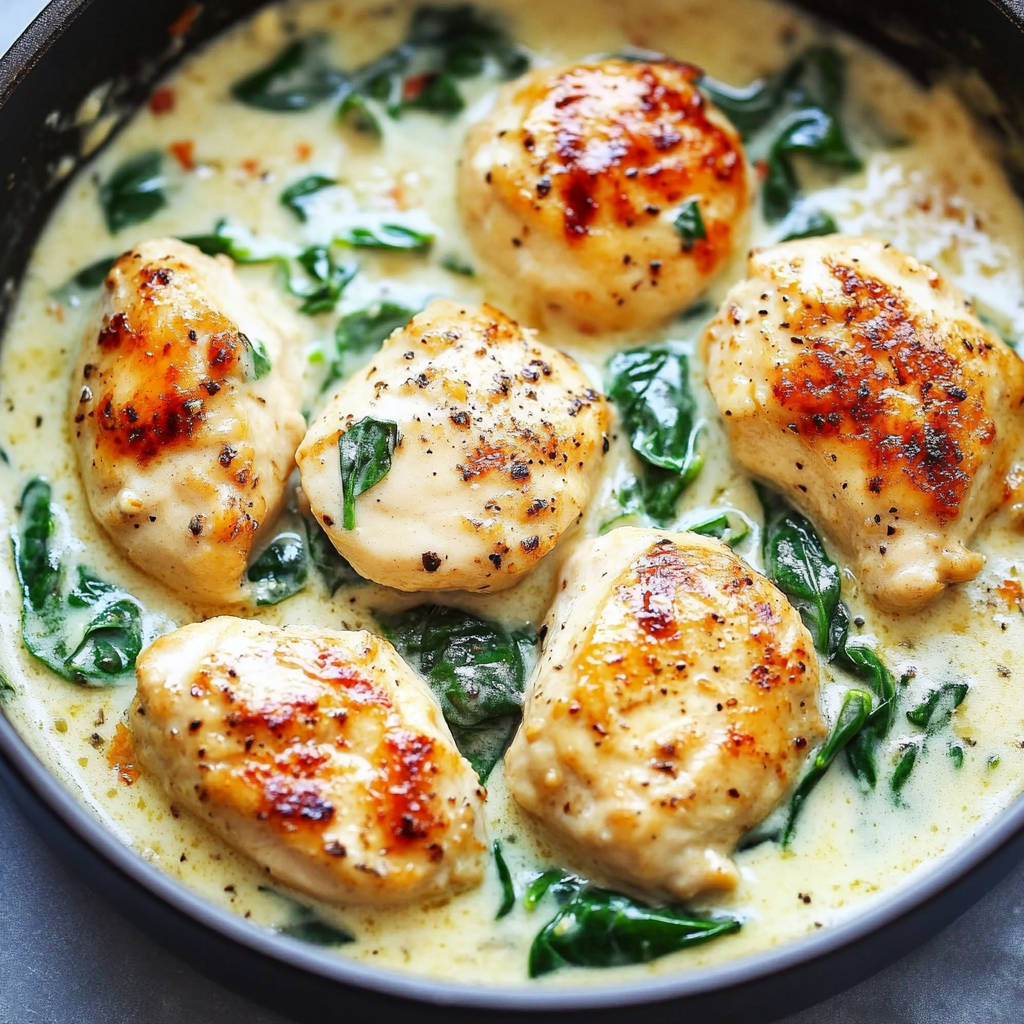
[2,0,1024,986]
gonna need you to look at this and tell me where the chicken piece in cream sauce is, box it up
[702,236,1024,612]
[71,239,305,606]
[133,618,488,905]
[299,299,609,592]
[460,58,750,333]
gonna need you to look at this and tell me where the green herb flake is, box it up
[494,840,515,919]
[280,175,338,222]
[948,744,965,770]
[673,199,706,252]
[231,37,347,112]
[99,151,167,234]
[241,334,273,380]
[339,417,399,529]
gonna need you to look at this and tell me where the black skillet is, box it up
[2,1,1024,1021]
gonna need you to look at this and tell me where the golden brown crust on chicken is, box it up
[505,528,824,901]
[702,236,1024,612]
[71,238,305,606]
[459,59,750,333]
[132,618,488,906]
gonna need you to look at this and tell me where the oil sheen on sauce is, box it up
[2,0,1024,987]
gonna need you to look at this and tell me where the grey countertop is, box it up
[3,4,1024,1022]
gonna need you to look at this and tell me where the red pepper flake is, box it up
[295,142,313,162]
[169,140,195,170]
[168,2,202,37]
[107,723,141,785]
[755,158,769,181]
[240,158,260,176]
[149,87,176,115]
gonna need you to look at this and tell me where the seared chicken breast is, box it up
[702,236,1024,613]
[297,300,609,592]
[133,618,488,906]
[71,238,306,606]
[505,528,823,901]
[460,58,750,333]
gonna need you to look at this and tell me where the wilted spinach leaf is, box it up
[528,884,741,977]
[494,840,515,919]
[758,486,842,656]
[607,344,702,525]
[701,47,860,221]
[778,206,838,241]
[12,479,153,686]
[322,302,417,390]
[782,688,871,845]
[247,530,308,605]
[100,151,167,233]
[339,4,528,128]
[231,37,347,111]
[280,175,338,222]
[305,516,366,594]
[261,886,354,945]
[286,246,357,315]
[379,604,535,779]
[334,223,434,252]
[339,417,399,529]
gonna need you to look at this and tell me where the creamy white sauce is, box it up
[2,0,1024,987]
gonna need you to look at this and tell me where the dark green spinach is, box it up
[778,206,838,241]
[494,840,515,919]
[339,5,528,128]
[528,883,741,977]
[607,344,703,525]
[782,688,871,846]
[231,37,347,111]
[324,302,417,390]
[379,604,535,780]
[286,246,357,315]
[339,417,399,529]
[334,223,434,252]
[701,47,860,221]
[247,530,308,605]
[758,487,842,655]
[261,886,354,945]
[12,479,152,686]
[100,151,167,233]
[280,175,338,222]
